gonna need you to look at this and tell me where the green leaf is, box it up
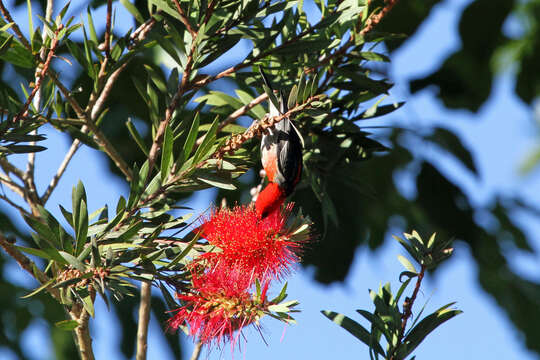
[196,172,237,190]
[72,181,89,255]
[15,246,54,261]
[0,31,34,68]
[270,282,288,303]
[26,0,34,39]
[54,320,79,331]
[59,251,86,271]
[86,7,98,44]
[287,84,298,109]
[117,220,144,242]
[356,51,391,62]
[399,271,418,283]
[76,290,95,317]
[195,91,244,109]
[321,311,385,356]
[24,215,60,248]
[161,124,174,182]
[0,34,14,57]
[193,115,219,164]
[4,144,47,153]
[75,199,89,255]
[393,235,419,262]
[149,0,184,22]
[394,278,412,304]
[397,255,417,273]
[403,303,462,357]
[296,72,306,104]
[120,0,145,23]
[166,234,200,269]
[182,112,200,161]
[21,277,56,299]
[426,128,477,174]
[159,283,178,311]
[356,309,393,345]
[126,119,149,156]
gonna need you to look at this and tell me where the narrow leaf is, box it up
[322,311,385,356]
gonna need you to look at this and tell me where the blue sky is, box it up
[2,0,540,359]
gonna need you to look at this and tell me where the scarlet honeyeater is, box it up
[255,69,303,219]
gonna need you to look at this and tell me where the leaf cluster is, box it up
[323,231,461,360]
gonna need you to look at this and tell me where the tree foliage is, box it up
[0,0,538,359]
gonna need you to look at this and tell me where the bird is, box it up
[255,69,304,218]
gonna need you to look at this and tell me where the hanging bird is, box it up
[255,69,304,218]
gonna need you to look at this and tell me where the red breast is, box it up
[255,182,286,218]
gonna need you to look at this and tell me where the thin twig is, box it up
[70,304,95,360]
[189,342,203,360]
[195,93,268,146]
[104,0,112,58]
[47,70,133,181]
[391,264,426,360]
[32,0,54,112]
[129,16,157,49]
[172,0,197,37]
[214,94,324,158]
[400,264,425,331]
[42,134,83,203]
[44,13,158,195]
[0,193,31,217]
[136,281,152,360]
[0,232,61,300]
[13,26,62,123]
[146,28,198,180]
[360,0,399,36]
[0,157,25,180]
[202,0,217,26]
[0,173,26,198]
[27,0,54,185]
[90,61,127,121]
[0,1,32,50]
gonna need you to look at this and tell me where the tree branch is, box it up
[42,133,83,204]
[0,193,31,217]
[400,264,425,335]
[0,157,25,181]
[195,93,268,147]
[146,29,198,182]
[0,173,25,198]
[172,0,197,37]
[136,281,152,360]
[189,342,203,360]
[27,0,54,190]
[0,0,32,50]
[390,264,426,360]
[360,0,400,36]
[104,0,112,58]
[44,13,158,195]
[0,232,61,301]
[47,70,133,181]
[214,94,324,158]
[14,26,61,123]
[70,304,95,360]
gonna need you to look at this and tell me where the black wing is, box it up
[276,118,303,196]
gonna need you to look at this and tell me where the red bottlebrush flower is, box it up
[168,269,269,346]
[197,203,302,281]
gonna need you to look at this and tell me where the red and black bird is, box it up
[255,69,304,218]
